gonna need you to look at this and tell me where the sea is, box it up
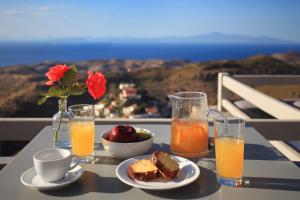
[1,42,300,67]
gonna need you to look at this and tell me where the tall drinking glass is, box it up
[214,116,245,187]
[69,104,95,162]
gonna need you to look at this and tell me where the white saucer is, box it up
[116,155,200,190]
[20,165,83,190]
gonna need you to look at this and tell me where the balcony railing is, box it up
[0,118,171,168]
[1,74,300,168]
[217,73,300,161]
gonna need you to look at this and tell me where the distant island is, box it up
[4,32,296,44]
[0,52,300,118]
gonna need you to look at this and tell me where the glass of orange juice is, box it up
[214,116,245,186]
[69,104,95,163]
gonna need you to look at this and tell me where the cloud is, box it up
[2,10,26,16]
[1,5,71,16]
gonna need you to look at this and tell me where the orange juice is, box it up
[215,137,244,178]
[171,119,208,157]
[70,121,95,157]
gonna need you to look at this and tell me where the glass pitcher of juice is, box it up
[169,92,210,157]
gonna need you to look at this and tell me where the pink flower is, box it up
[86,71,106,100]
[45,64,70,86]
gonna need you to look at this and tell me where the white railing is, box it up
[0,118,171,141]
[1,74,300,165]
[218,73,300,119]
[0,118,171,166]
[218,73,300,161]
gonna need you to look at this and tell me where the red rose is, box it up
[45,64,70,86]
[86,71,106,100]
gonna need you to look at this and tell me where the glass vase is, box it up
[52,98,70,148]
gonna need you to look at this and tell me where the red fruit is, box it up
[109,125,137,143]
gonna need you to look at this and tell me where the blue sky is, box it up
[0,0,300,41]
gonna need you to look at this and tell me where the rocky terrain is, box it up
[0,52,299,117]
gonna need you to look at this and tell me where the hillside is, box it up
[108,54,300,105]
[0,52,299,117]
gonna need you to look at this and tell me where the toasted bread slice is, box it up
[128,159,158,181]
[151,151,179,179]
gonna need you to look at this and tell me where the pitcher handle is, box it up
[207,109,224,120]
[207,109,228,136]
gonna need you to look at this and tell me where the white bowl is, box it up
[101,127,154,159]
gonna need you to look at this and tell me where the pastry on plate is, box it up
[128,159,158,181]
[151,151,179,179]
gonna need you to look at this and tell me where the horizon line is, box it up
[0,32,299,43]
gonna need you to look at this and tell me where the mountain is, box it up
[272,52,300,65]
[167,32,294,44]
[4,32,295,44]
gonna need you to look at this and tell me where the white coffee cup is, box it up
[33,148,79,182]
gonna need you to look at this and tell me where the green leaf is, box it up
[61,67,77,87]
[44,87,68,97]
[48,86,60,93]
[37,96,49,105]
[68,84,85,96]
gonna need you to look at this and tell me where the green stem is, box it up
[53,96,67,144]
[53,113,62,144]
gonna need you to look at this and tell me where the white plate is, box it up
[20,165,83,190]
[116,155,200,190]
